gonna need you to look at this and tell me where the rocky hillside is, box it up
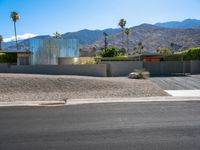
[90,24,200,54]
[62,28,121,45]
[155,19,200,29]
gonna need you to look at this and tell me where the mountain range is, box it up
[155,19,200,29]
[2,19,200,56]
[92,24,200,54]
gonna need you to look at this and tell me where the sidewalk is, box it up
[165,90,200,97]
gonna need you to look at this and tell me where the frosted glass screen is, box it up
[29,39,79,65]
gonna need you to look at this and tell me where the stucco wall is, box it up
[6,64,107,77]
[143,61,184,75]
[191,60,200,74]
[100,61,143,77]
[0,63,9,73]
[0,60,199,77]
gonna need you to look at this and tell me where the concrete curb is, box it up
[66,96,200,105]
[0,101,66,107]
[0,97,200,107]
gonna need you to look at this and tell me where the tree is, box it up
[170,42,175,53]
[53,32,62,39]
[138,42,144,54]
[100,47,120,57]
[0,35,3,51]
[157,48,173,55]
[10,11,20,49]
[103,32,108,51]
[118,19,127,49]
[138,42,144,61]
[124,28,131,53]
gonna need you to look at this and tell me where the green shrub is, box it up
[163,55,182,61]
[157,48,173,55]
[114,55,128,58]
[100,47,120,57]
[0,53,17,63]
[177,47,200,60]
[81,60,96,64]
[135,69,150,79]
[95,56,102,59]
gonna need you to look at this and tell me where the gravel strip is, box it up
[0,74,168,102]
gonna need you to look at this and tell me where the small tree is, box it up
[100,47,120,57]
[157,48,173,55]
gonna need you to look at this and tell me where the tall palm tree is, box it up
[118,19,126,49]
[0,35,3,51]
[10,11,20,49]
[124,28,131,53]
[138,42,144,61]
[103,32,108,50]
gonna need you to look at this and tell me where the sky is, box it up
[0,0,200,40]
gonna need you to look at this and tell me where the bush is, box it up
[0,53,17,63]
[177,47,200,60]
[81,60,96,64]
[129,69,150,79]
[95,56,102,59]
[157,48,173,55]
[163,55,182,61]
[135,69,150,79]
[184,48,200,60]
[114,55,128,58]
[100,47,120,57]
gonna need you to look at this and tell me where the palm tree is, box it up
[103,32,108,50]
[0,35,3,51]
[53,32,62,39]
[118,19,126,49]
[10,11,20,49]
[124,28,131,53]
[138,42,144,61]
[170,42,175,53]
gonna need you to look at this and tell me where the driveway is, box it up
[150,75,200,96]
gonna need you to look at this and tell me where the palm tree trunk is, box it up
[0,42,2,51]
[122,29,124,49]
[14,21,18,50]
[126,35,129,54]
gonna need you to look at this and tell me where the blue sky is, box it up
[0,0,200,39]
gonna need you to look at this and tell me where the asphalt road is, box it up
[0,102,200,150]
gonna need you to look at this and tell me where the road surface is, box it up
[0,101,200,150]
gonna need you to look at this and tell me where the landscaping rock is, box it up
[128,72,140,79]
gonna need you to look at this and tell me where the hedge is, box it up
[177,47,200,61]
[0,53,17,63]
